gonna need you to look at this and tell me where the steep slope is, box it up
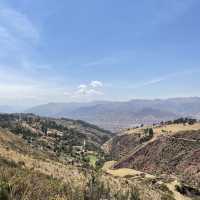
[0,127,85,182]
[0,113,113,170]
[113,130,200,188]
[102,128,154,160]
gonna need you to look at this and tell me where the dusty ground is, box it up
[103,161,155,178]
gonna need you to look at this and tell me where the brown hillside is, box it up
[114,130,200,188]
[102,128,154,160]
[0,127,178,200]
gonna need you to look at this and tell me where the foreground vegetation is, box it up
[0,156,142,200]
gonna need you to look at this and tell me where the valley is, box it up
[0,113,199,199]
[1,0,200,199]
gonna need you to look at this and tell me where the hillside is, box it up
[0,113,114,169]
[0,127,88,199]
[102,127,154,160]
[0,114,183,200]
[25,97,200,131]
[0,114,199,200]
[112,122,200,190]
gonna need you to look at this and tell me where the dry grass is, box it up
[102,161,195,200]
[153,123,200,135]
[0,169,64,200]
[0,146,84,183]
[124,123,200,136]
[0,157,83,200]
[166,180,191,200]
[100,172,172,200]
[0,128,88,199]
[0,128,85,187]
[103,161,155,178]
[0,126,196,200]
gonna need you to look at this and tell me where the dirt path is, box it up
[103,161,155,178]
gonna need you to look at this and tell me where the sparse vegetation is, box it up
[84,172,141,200]
[165,118,197,125]
[0,114,199,200]
[0,114,111,168]
[0,156,143,200]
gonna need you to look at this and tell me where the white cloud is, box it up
[78,84,87,89]
[64,81,104,99]
[90,80,103,88]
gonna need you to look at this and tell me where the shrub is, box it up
[130,187,140,200]
[84,173,111,200]
[0,181,10,200]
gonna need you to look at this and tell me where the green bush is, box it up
[0,181,10,200]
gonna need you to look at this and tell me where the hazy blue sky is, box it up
[0,0,200,106]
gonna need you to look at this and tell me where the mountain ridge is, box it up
[23,97,200,131]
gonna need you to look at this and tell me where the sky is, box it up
[0,0,200,107]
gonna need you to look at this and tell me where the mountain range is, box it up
[1,97,200,131]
